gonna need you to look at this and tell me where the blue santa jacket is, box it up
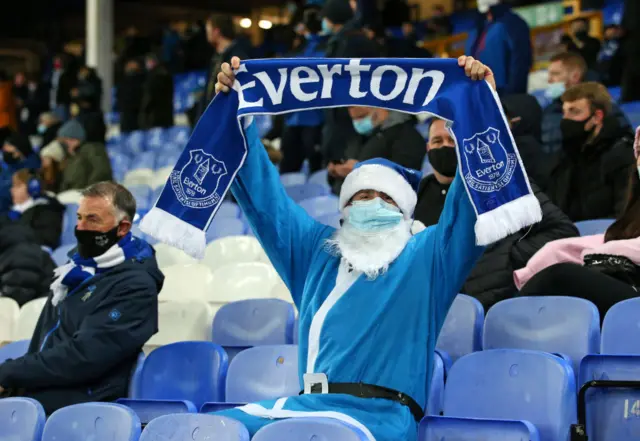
[0,153,42,214]
[220,122,485,441]
[465,4,532,95]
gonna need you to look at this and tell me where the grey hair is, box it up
[81,181,137,222]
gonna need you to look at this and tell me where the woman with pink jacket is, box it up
[514,127,640,317]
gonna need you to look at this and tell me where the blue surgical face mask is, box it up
[347,197,403,232]
[321,18,333,35]
[37,123,47,134]
[352,115,375,136]
[545,82,566,100]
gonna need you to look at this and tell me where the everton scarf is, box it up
[142,58,542,259]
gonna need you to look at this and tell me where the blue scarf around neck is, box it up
[142,58,542,258]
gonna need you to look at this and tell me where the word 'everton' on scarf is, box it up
[141,58,542,258]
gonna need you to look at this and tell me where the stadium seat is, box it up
[444,349,576,441]
[139,414,250,441]
[575,219,615,236]
[436,294,484,363]
[56,190,82,204]
[145,127,165,149]
[123,168,155,187]
[252,418,370,441]
[427,351,445,416]
[128,352,146,398]
[208,262,280,307]
[160,264,214,301]
[116,399,197,425]
[52,243,75,265]
[280,172,307,187]
[14,297,48,341]
[131,341,228,409]
[0,398,46,441]
[150,166,173,189]
[577,354,640,441]
[483,296,600,374]
[42,403,141,441]
[308,169,329,188]
[217,201,241,218]
[0,339,30,363]
[154,243,198,268]
[128,185,153,212]
[285,183,329,202]
[124,130,146,154]
[419,416,540,441]
[203,236,265,271]
[146,300,213,348]
[130,151,156,171]
[205,218,247,242]
[0,297,19,343]
[167,126,191,146]
[602,297,640,354]
[211,299,295,360]
[270,280,294,303]
[315,212,341,228]
[298,195,340,218]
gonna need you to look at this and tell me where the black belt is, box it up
[301,382,424,422]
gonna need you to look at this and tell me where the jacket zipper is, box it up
[39,307,61,352]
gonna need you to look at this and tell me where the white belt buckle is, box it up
[304,373,329,394]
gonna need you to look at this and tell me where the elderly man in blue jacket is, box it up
[466,0,532,95]
[0,181,162,414]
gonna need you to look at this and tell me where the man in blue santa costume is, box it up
[213,56,494,441]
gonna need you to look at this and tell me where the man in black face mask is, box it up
[546,82,635,222]
[0,181,163,414]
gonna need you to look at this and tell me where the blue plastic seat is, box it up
[427,351,445,416]
[211,299,295,361]
[205,218,247,242]
[167,126,191,146]
[280,172,307,187]
[124,131,147,156]
[130,151,156,171]
[483,296,600,374]
[130,341,229,409]
[419,416,540,441]
[60,203,78,246]
[575,219,616,236]
[0,398,46,441]
[52,243,75,266]
[252,417,369,441]
[444,349,576,441]
[128,185,153,212]
[116,399,197,425]
[216,201,241,218]
[145,127,166,149]
[436,294,484,363]
[0,340,30,363]
[602,297,640,354]
[315,212,341,228]
[286,183,329,203]
[298,195,340,218]
[140,414,250,441]
[42,403,141,441]
[308,169,329,188]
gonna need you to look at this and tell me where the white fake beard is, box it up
[324,219,413,280]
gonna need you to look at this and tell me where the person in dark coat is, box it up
[9,169,64,250]
[37,112,63,148]
[117,59,145,134]
[597,25,626,87]
[72,94,107,144]
[0,182,162,415]
[74,66,102,113]
[546,82,635,222]
[49,54,77,120]
[0,133,41,214]
[139,54,174,130]
[414,118,579,310]
[561,18,602,70]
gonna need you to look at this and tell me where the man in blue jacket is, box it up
[0,181,162,414]
[0,133,41,214]
[466,0,532,95]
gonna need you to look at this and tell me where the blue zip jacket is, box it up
[0,238,163,414]
[0,153,41,214]
[465,5,532,95]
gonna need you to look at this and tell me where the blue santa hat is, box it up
[339,158,423,219]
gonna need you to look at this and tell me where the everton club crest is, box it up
[170,149,228,209]
[462,127,517,193]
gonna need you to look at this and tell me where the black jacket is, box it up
[415,178,579,310]
[0,242,163,414]
[41,122,63,149]
[546,117,635,222]
[117,71,145,133]
[18,196,65,249]
[139,65,174,130]
[0,219,55,306]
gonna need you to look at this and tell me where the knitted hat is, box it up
[339,158,423,219]
[321,0,354,25]
[57,119,86,142]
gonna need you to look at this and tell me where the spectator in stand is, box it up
[0,182,162,415]
[118,59,145,134]
[546,82,634,222]
[561,18,602,70]
[0,71,17,132]
[13,72,28,123]
[621,0,640,103]
[597,24,626,87]
[0,134,40,213]
[466,0,532,95]
[38,112,63,147]
[49,54,77,121]
[425,4,453,39]
[72,93,107,144]
[415,119,577,310]
[542,52,631,155]
[39,140,65,193]
[19,74,49,135]
[9,170,64,250]
[57,120,112,192]
[74,66,102,112]
[139,54,174,130]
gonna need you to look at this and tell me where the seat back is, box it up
[0,397,46,441]
[42,403,141,441]
[270,280,294,303]
[285,183,329,202]
[308,169,329,188]
[56,190,83,205]
[140,414,250,441]
[216,201,241,218]
[212,299,295,349]
[483,296,600,373]
[252,418,369,441]
[444,349,576,441]
[575,219,615,236]
[298,195,340,218]
[602,297,640,354]
[419,416,540,441]
[579,355,640,441]
[226,345,299,403]
[0,297,19,343]
[133,341,228,408]
[0,340,30,363]
[154,243,198,269]
[52,244,75,266]
[436,294,484,362]
[203,236,265,271]
[315,212,341,228]
[160,264,213,301]
[427,351,445,416]
[208,262,279,305]
[15,298,48,341]
[205,218,247,242]
[146,300,213,347]
[280,172,307,187]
